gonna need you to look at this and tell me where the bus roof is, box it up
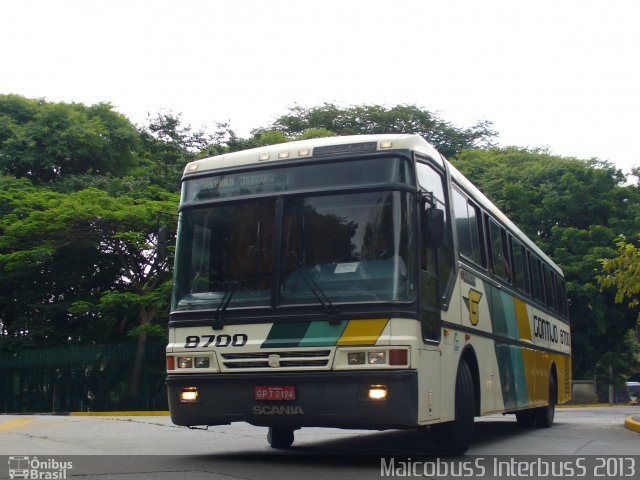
[184,133,562,276]
[183,134,441,175]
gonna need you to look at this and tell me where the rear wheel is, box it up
[434,360,475,455]
[535,375,556,428]
[267,426,295,449]
[515,409,536,428]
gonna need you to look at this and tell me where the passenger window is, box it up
[529,253,544,303]
[488,219,510,282]
[452,188,483,266]
[511,238,527,292]
[544,265,556,310]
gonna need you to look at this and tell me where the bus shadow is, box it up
[190,419,540,464]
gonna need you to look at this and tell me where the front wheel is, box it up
[267,426,295,449]
[433,360,475,455]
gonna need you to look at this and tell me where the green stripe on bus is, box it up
[261,321,311,348]
[299,320,348,347]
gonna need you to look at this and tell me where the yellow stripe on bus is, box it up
[336,318,389,346]
[514,298,532,341]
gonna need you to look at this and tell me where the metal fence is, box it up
[0,341,168,413]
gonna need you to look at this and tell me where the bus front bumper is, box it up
[166,370,418,429]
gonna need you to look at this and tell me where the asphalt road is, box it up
[1,406,638,479]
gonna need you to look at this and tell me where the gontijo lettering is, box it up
[533,314,558,343]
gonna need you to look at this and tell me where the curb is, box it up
[558,404,626,409]
[624,416,640,433]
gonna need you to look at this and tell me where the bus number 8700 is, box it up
[184,334,248,348]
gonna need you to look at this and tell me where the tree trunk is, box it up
[129,308,152,397]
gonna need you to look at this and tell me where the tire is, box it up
[267,426,295,449]
[534,375,556,428]
[515,409,536,428]
[434,360,475,455]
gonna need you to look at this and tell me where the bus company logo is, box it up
[253,405,304,415]
[268,354,281,368]
[463,289,483,326]
[8,456,73,479]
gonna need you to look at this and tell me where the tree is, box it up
[137,111,216,191]
[0,178,179,398]
[260,103,497,158]
[598,237,640,322]
[0,94,139,182]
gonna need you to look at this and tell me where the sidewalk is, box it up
[625,415,640,433]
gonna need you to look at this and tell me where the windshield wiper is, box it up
[211,246,258,330]
[212,281,237,330]
[285,251,340,325]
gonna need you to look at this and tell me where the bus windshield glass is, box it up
[281,191,415,305]
[172,158,416,311]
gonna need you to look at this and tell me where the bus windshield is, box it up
[172,190,416,311]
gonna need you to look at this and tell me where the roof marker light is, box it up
[380,141,393,149]
[278,151,290,159]
[298,148,311,157]
[259,153,270,161]
[186,163,199,171]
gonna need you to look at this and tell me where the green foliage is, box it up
[264,103,497,158]
[598,237,640,317]
[0,94,139,182]
[137,111,216,191]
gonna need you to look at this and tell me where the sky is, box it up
[1,0,639,173]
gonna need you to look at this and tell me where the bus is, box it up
[165,134,571,454]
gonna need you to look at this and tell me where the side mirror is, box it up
[423,208,444,248]
[158,225,169,260]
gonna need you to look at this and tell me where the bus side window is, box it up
[487,218,511,283]
[452,188,484,268]
[544,265,557,311]
[528,252,544,303]
[511,237,527,293]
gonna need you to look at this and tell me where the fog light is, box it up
[367,351,386,365]
[180,387,199,402]
[178,356,193,369]
[194,356,210,368]
[348,352,365,365]
[368,385,387,400]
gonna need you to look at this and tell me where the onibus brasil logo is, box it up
[8,456,72,479]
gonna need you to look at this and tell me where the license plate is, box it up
[255,385,296,401]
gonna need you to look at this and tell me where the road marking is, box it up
[0,417,34,432]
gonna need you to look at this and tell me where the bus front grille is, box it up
[220,350,331,370]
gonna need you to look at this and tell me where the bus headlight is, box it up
[177,356,193,369]
[194,356,210,368]
[336,347,410,369]
[367,351,386,365]
[348,352,366,365]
